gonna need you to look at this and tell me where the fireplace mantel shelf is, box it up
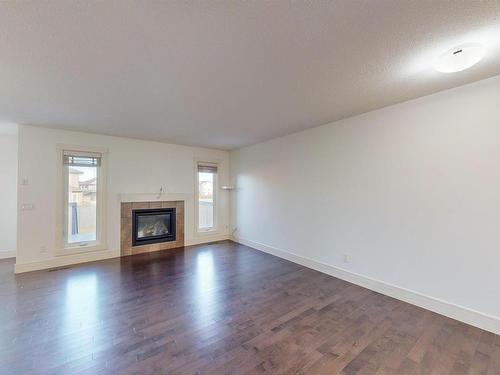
[119,193,191,203]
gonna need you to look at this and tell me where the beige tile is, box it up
[121,217,131,229]
[121,203,132,218]
[120,216,132,255]
[175,210,184,247]
[162,201,176,209]
[176,213,184,227]
[123,234,132,249]
[174,236,183,245]
[162,242,176,251]
[132,202,149,209]
[131,246,150,256]
[148,243,161,252]
[149,201,162,209]
[121,248,131,256]
[121,218,131,237]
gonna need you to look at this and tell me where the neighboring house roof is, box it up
[69,167,84,174]
[80,177,97,184]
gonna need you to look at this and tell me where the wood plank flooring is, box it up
[0,240,498,374]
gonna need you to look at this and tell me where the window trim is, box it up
[194,159,221,235]
[55,145,108,256]
[196,162,217,232]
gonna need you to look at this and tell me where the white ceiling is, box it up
[1,1,499,150]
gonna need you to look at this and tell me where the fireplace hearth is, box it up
[132,208,176,246]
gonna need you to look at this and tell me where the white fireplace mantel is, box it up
[119,192,192,203]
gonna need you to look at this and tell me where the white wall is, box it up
[0,124,18,258]
[231,74,500,333]
[17,125,230,270]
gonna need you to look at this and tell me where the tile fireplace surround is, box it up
[121,201,184,256]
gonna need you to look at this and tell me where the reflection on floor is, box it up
[0,240,499,374]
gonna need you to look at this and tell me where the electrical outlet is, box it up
[342,254,350,264]
[40,245,47,253]
[20,203,35,211]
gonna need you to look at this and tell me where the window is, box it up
[62,150,103,249]
[197,162,217,231]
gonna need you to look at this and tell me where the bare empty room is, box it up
[0,1,499,374]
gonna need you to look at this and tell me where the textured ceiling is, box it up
[0,1,499,150]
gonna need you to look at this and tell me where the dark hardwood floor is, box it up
[0,241,498,374]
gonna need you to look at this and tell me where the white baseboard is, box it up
[0,250,15,259]
[15,250,119,274]
[14,235,231,274]
[233,236,500,335]
[185,233,230,246]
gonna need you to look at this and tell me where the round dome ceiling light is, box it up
[434,43,485,73]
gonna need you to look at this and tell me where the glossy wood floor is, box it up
[1,241,499,375]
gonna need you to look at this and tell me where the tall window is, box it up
[197,163,217,231]
[63,150,102,248]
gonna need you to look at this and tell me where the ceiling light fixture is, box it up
[434,43,485,73]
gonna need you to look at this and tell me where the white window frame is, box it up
[195,160,219,234]
[55,145,107,256]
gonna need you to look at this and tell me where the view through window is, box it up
[64,153,100,246]
[197,163,217,231]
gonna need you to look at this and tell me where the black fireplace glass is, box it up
[132,208,176,246]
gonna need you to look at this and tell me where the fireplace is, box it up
[132,208,176,246]
[121,201,184,256]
